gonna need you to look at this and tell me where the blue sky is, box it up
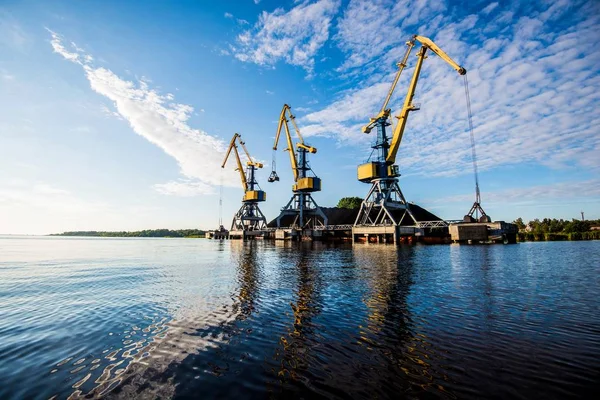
[1,0,599,234]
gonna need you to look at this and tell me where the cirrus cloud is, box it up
[231,0,340,76]
[302,0,600,179]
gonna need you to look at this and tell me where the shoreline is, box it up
[517,231,600,242]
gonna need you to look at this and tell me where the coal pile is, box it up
[267,203,442,228]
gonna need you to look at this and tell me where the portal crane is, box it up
[268,104,327,229]
[355,35,473,227]
[221,133,268,233]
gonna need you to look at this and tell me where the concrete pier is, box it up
[207,227,271,240]
[449,221,518,244]
[208,206,517,245]
[351,225,424,244]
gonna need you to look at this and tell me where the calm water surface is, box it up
[0,236,599,399]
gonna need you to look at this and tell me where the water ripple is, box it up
[0,237,599,399]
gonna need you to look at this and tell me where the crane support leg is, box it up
[231,202,268,232]
[275,193,328,229]
[354,178,417,227]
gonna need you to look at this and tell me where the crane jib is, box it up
[358,34,467,182]
[270,104,321,193]
[222,133,265,202]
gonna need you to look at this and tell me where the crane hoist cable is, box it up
[218,170,223,227]
[462,74,489,220]
[385,35,466,166]
[357,35,467,185]
[463,74,480,205]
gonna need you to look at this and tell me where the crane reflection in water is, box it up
[349,245,455,398]
[230,240,261,321]
[66,242,456,399]
[267,243,452,398]
[271,241,323,387]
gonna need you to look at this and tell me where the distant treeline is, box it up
[513,218,600,242]
[50,229,206,238]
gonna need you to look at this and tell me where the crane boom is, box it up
[362,39,416,134]
[273,104,316,183]
[222,133,248,192]
[414,35,466,75]
[274,104,300,181]
[386,35,466,165]
[239,138,263,168]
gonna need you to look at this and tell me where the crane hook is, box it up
[268,149,279,182]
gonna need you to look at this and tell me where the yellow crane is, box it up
[221,133,267,232]
[355,35,469,227]
[268,104,327,229]
[361,38,416,135]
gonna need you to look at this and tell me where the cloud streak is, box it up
[334,0,445,72]
[47,30,239,195]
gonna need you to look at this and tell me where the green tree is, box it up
[564,219,590,233]
[337,197,363,209]
[51,229,206,238]
[513,218,526,231]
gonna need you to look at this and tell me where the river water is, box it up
[0,236,598,399]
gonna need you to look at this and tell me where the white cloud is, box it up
[153,180,215,197]
[265,90,274,95]
[47,28,80,63]
[100,104,122,120]
[47,31,239,196]
[231,0,340,75]
[224,13,248,25]
[431,179,600,204]
[482,2,499,14]
[334,0,445,72]
[1,68,14,80]
[294,106,311,112]
[32,183,71,195]
[237,18,249,25]
[303,0,600,178]
[254,0,261,4]
[300,80,391,143]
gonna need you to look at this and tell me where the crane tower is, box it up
[355,35,470,230]
[268,104,328,230]
[221,133,268,235]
